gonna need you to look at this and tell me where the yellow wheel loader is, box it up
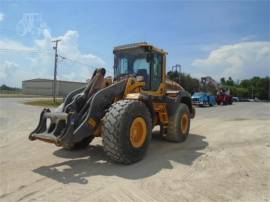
[29,42,195,164]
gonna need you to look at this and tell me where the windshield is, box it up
[114,48,150,81]
[193,92,206,96]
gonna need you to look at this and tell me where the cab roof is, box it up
[113,42,167,55]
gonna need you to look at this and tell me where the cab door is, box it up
[150,53,163,91]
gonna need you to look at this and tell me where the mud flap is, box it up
[191,106,196,119]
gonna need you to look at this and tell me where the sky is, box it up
[0,0,269,87]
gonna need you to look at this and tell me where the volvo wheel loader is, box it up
[29,42,195,164]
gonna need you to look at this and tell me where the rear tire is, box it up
[102,100,152,164]
[163,104,190,142]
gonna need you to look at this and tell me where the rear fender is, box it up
[176,91,195,118]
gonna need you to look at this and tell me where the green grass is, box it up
[24,99,63,107]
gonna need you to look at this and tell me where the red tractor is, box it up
[216,91,233,105]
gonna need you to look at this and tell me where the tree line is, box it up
[167,71,270,100]
[167,71,200,94]
[220,76,270,100]
[0,84,22,91]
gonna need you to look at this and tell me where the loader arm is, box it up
[29,79,127,148]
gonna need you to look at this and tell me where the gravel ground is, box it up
[0,98,269,202]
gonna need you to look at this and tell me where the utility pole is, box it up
[52,39,61,103]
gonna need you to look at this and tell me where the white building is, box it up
[22,78,87,96]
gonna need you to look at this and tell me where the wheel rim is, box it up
[130,117,147,148]
[180,113,189,134]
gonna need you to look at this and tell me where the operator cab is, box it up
[113,42,167,91]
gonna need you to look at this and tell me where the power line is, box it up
[58,54,93,67]
[0,48,53,54]
[58,54,114,75]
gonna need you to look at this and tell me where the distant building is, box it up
[22,78,87,96]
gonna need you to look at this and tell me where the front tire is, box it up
[163,104,191,142]
[102,100,152,164]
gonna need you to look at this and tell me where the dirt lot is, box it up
[0,98,269,202]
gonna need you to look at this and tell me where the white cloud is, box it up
[240,35,256,42]
[0,39,35,51]
[192,41,270,80]
[0,61,18,80]
[0,29,105,87]
[52,30,105,68]
[0,12,4,22]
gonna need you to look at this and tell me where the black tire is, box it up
[163,104,191,142]
[63,136,94,150]
[102,100,152,164]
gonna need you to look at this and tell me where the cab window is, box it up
[133,58,150,90]
[151,53,162,90]
[119,57,128,74]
